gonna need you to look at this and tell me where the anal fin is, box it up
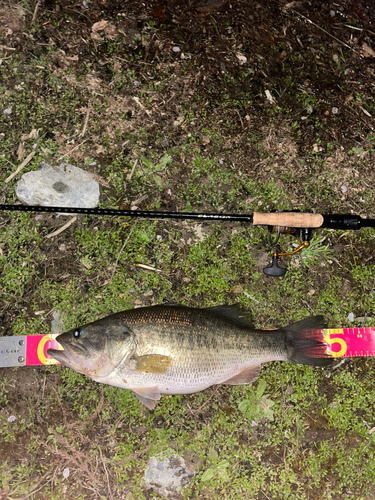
[220,365,261,386]
[132,386,161,410]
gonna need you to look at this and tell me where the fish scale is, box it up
[48,305,333,409]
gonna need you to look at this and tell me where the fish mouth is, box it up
[47,340,87,368]
[47,345,73,366]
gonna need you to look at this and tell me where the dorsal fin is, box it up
[206,304,254,328]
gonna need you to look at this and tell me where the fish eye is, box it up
[73,329,81,338]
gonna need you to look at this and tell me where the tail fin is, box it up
[281,315,334,367]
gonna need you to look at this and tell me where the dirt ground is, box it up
[1,0,375,499]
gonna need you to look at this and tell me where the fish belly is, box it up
[103,349,272,395]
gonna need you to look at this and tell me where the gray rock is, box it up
[144,450,194,498]
[16,162,100,208]
[51,310,65,335]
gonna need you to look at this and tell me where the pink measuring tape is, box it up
[323,327,375,358]
[25,334,63,366]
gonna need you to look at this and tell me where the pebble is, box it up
[144,450,194,498]
[51,310,65,335]
[16,162,100,208]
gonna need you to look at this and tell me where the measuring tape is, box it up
[0,334,63,367]
[324,327,375,358]
[0,328,374,368]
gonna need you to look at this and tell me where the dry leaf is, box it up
[113,60,121,72]
[29,128,39,139]
[17,142,25,160]
[92,20,108,32]
[64,55,79,62]
[104,23,117,40]
[20,128,39,142]
[173,115,184,126]
[91,32,103,43]
[153,4,166,19]
[362,42,375,58]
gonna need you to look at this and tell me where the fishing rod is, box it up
[1,204,375,276]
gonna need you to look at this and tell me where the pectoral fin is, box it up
[131,354,172,374]
[220,365,261,386]
[132,386,161,410]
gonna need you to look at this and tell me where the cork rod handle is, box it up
[253,212,324,228]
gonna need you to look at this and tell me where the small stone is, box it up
[144,450,194,498]
[332,107,339,114]
[16,162,100,208]
[63,468,70,479]
[348,312,355,323]
[51,310,65,335]
[341,185,348,193]
[3,108,12,115]
[172,46,181,53]
[236,52,247,64]
[232,285,244,294]
[7,415,16,422]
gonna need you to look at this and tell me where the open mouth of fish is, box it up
[47,339,86,367]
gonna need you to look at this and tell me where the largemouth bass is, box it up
[48,305,333,409]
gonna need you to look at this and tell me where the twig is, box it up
[19,471,50,500]
[126,159,138,181]
[84,387,105,425]
[186,386,220,414]
[51,386,68,426]
[57,139,88,161]
[134,263,162,273]
[235,109,244,129]
[80,106,91,137]
[41,376,47,400]
[344,24,363,31]
[99,447,113,500]
[109,224,136,283]
[291,9,352,50]
[5,150,36,183]
[31,0,41,23]
[114,444,151,465]
[331,358,347,371]
[46,216,77,239]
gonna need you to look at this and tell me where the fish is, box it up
[47,305,334,409]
